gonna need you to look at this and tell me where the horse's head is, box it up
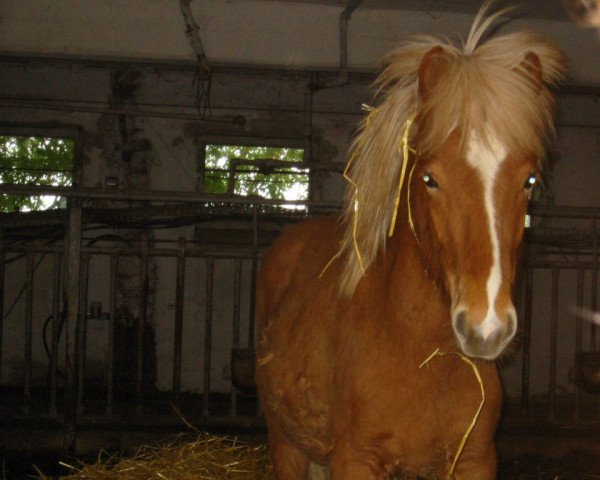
[412,45,551,360]
[337,7,564,362]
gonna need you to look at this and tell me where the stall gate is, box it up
[1,200,600,448]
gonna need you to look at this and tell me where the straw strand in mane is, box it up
[337,5,564,297]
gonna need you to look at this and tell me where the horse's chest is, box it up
[334,356,499,475]
[256,345,336,457]
[258,304,499,472]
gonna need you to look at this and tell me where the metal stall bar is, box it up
[590,217,598,420]
[172,237,186,402]
[106,255,118,417]
[137,237,149,416]
[6,243,256,261]
[593,220,600,421]
[230,258,242,416]
[574,268,585,423]
[592,218,598,352]
[77,253,90,415]
[247,207,258,349]
[549,268,559,420]
[0,183,340,211]
[521,267,534,411]
[49,253,62,417]
[0,231,4,386]
[203,256,214,417]
[23,251,34,415]
[64,199,82,453]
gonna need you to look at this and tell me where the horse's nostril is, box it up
[506,310,517,337]
[452,308,517,360]
[453,310,469,343]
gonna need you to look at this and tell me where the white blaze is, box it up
[466,134,507,340]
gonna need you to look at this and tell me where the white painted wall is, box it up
[1,1,600,401]
[1,0,600,84]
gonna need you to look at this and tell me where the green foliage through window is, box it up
[204,145,308,202]
[0,135,74,212]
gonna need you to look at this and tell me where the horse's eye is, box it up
[524,174,537,190]
[422,173,438,190]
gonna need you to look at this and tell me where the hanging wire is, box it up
[194,69,213,118]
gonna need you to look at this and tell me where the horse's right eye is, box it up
[524,174,537,190]
[422,173,439,190]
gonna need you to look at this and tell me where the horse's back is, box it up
[256,216,341,459]
[257,216,340,329]
[256,215,503,478]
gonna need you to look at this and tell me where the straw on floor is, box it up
[39,434,273,480]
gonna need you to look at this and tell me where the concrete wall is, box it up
[2,1,600,84]
[0,59,368,392]
[1,1,600,399]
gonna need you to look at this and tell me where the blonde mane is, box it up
[337,2,565,297]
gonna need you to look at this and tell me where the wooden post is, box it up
[63,199,82,453]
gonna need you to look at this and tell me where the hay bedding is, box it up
[39,434,273,480]
[34,434,600,479]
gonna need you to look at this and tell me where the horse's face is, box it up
[413,47,543,360]
[415,130,537,360]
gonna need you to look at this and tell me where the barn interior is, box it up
[1,0,600,478]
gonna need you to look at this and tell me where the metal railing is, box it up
[2,189,600,448]
[510,209,600,427]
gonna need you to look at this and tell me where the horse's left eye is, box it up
[524,174,537,190]
[423,173,439,190]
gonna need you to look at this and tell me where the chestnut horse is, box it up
[255,5,564,480]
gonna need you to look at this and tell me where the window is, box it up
[0,135,75,212]
[204,144,308,204]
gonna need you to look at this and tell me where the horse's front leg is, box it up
[329,443,386,480]
[437,441,497,480]
[269,428,311,480]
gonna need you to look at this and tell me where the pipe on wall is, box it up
[313,0,364,89]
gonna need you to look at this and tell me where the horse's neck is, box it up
[385,225,452,332]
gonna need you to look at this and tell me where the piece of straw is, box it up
[320,104,377,278]
[406,152,419,245]
[42,434,273,480]
[342,104,379,275]
[320,107,417,279]
[419,348,486,476]
[388,112,417,238]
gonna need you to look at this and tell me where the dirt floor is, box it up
[2,449,600,479]
[498,451,600,479]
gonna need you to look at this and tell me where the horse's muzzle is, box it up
[452,308,517,360]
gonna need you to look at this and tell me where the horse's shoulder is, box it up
[258,216,340,310]
[281,216,339,241]
[264,216,339,263]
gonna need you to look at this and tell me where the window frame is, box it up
[0,123,82,212]
[198,137,311,204]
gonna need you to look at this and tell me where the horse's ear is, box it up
[517,51,543,93]
[418,46,450,99]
